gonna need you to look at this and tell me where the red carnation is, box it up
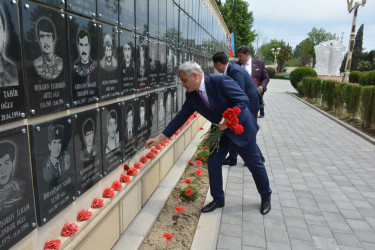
[234,124,244,135]
[164,138,170,143]
[185,178,192,184]
[188,160,194,165]
[151,147,159,154]
[203,146,209,150]
[61,222,78,237]
[44,239,61,250]
[195,169,202,176]
[134,162,143,169]
[111,180,122,191]
[200,127,204,130]
[176,197,181,202]
[77,209,92,221]
[120,173,131,183]
[233,107,241,115]
[123,164,130,171]
[146,152,155,159]
[163,232,173,243]
[161,142,166,146]
[175,206,185,212]
[195,160,202,167]
[127,167,138,176]
[175,130,180,135]
[253,78,258,85]
[199,156,206,162]
[185,188,194,197]
[156,144,162,150]
[193,112,198,117]
[140,156,148,163]
[103,187,115,198]
[91,198,104,208]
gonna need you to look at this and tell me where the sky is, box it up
[245,0,375,52]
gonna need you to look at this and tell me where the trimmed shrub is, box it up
[334,82,345,114]
[349,71,362,83]
[361,86,375,128]
[322,80,335,110]
[302,77,321,100]
[345,84,362,119]
[297,82,304,96]
[290,67,317,89]
[359,70,375,86]
[266,67,276,78]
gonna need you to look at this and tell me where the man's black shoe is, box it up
[258,115,264,118]
[223,157,237,166]
[260,196,271,215]
[201,201,225,213]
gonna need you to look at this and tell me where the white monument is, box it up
[314,40,346,76]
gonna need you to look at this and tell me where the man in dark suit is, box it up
[212,52,265,166]
[146,61,272,215]
[236,45,269,118]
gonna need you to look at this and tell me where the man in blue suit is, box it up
[146,61,272,214]
[212,52,265,166]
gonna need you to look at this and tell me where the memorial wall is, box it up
[0,0,229,248]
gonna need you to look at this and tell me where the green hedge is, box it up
[349,71,362,83]
[359,70,375,86]
[266,67,276,78]
[344,84,361,119]
[322,80,335,109]
[290,67,317,89]
[361,86,375,128]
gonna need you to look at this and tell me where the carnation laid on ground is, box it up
[120,173,131,183]
[44,239,61,250]
[162,232,173,243]
[77,209,92,221]
[61,222,78,237]
[103,187,115,198]
[111,180,122,191]
[91,198,104,208]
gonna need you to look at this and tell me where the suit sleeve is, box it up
[260,61,270,91]
[230,69,246,92]
[162,99,195,138]
[221,77,249,115]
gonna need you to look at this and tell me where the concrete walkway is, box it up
[193,79,375,250]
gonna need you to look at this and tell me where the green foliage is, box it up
[349,71,362,83]
[359,70,375,86]
[351,24,364,72]
[334,82,345,114]
[322,80,335,110]
[196,150,209,161]
[266,67,276,78]
[345,84,362,119]
[219,0,256,51]
[302,77,322,100]
[259,39,292,73]
[297,82,305,96]
[289,67,317,89]
[357,61,372,72]
[361,86,375,128]
[180,185,199,201]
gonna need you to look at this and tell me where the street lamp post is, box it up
[343,0,367,83]
[271,47,281,72]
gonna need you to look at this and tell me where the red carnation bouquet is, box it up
[207,107,244,153]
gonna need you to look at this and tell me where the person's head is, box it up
[36,18,56,55]
[77,29,91,63]
[0,7,7,56]
[212,52,229,73]
[178,61,204,92]
[123,41,132,63]
[237,45,251,65]
[48,124,64,158]
[82,119,94,148]
[103,34,113,62]
[126,105,134,130]
[107,110,118,139]
[0,141,15,188]
[139,100,146,125]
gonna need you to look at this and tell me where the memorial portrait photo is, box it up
[122,101,137,160]
[149,94,158,137]
[120,30,135,94]
[100,33,117,73]
[105,109,120,153]
[137,38,148,90]
[73,29,97,78]
[138,99,148,130]
[80,118,99,162]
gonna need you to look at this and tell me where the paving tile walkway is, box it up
[215,79,375,250]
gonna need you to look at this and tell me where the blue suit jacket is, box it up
[226,63,261,117]
[163,74,259,147]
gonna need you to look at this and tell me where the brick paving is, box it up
[216,79,375,250]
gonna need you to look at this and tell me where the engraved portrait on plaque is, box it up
[149,92,158,138]
[119,0,134,31]
[0,2,26,124]
[97,0,119,25]
[158,41,166,86]
[21,1,69,116]
[122,100,137,161]
[148,40,159,88]
[136,95,150,147]
[119,30,135,95]
[166,45,175,85]
[136,37,148,91]
[101,103,122,175]
[171,87,178,119]
[165,89,172,124]
[157,91,165,133]
[136,0,148,36]
[74,109,102,195]
[67,0,96,18]
[68,15,99,107]
[0,127,36,249]
[98,24,120,100]
[30,117,76,226]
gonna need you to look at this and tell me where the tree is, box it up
[294,38,314,67]
[260,39,292,73]
[219,0,256,52]
[351,24,364,71]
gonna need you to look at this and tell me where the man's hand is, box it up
[258,85,263,93]
[145,134,167,149]
[218,118,228,131]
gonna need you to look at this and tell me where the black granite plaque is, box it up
[0,2,26,124]
[177,84,183,111]
[158,41,166,87]
[67,0,96,18]
[171,87,178,119]
[136,0,148,36]
[179,12,187,47]
[101,103,122,176]
[0,127,36,249]
[122,99,137,161]
[97,0,119,25]
[149,92,158,138]
[119,0,134,31]
[73,108,102,195]
[21,1,70,116]
[148,39,159,88]
[30,117,76,226]
[33,0,66,8]
[136,94,150,147]
[136,36,148,91]
[157,91,165,133]
[166,1,178,45]
[148,0,158,38]
[119,30,136,95]
[166,44,176,85]
[159,0,166,40]
[164,89,172,125]
[68,14,99,108]
[98,24,120,100]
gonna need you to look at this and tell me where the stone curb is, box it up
[288,92,375,145]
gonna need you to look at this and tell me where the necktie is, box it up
[198,90,211,110]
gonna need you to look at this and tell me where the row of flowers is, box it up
[44,112,199,250]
